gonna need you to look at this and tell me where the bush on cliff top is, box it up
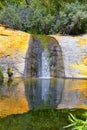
[0,1,87,35]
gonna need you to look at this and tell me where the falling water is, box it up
[41,50,50,78]
[42,79,50,101]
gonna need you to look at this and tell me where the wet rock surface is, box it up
[24,35,65,77]
[24,36,42,77]
[0,26,87,78]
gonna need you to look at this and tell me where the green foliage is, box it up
[7,67,13,78]
[36,35,50,49]
[0,4,32,31]
[0,66,4,81]
[0,109,86,130]
[0,0,87,35]
[64,113,87,130]
[7,78,13,87]
[56,1,87,35]
[26,5,55,34]
[0,109,70,130]
[0,0,26,8]
[0,5,21,29]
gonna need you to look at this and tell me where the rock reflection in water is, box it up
[1,78,87,117]
[0,78,28,117]
[24,78,64,109]
[58,79,87,109]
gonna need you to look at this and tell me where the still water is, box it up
[0,78,87,129]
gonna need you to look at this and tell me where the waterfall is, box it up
[41,50,50,78]
[42,79,50,101]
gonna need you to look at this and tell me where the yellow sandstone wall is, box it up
[0,25,29,77]
[0,25,29,56]
[53,34,87,78]
[0,25,87,78]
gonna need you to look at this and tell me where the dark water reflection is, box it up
[0,78,87,117]
[25,78,64,109]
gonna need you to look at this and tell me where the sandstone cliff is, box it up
[0,25,87,78]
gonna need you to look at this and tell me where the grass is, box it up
[0,108,87,130]
[0,109,70,130]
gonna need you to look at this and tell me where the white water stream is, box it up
[41,50,50,78]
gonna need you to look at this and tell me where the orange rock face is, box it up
[0,79,29,117]
[0,25,87,78]
[0,25,30,77]
[0,25,29,56]
[52,34,87,78]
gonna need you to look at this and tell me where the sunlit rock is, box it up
[52,34,87,78]
[0,25,87,78]
[0,26,64,78]
[0,25,29,77]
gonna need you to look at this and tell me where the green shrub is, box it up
[0,66,4,81]
[0,1,87,35]
[0,5,21,29]
[7,78,13,87]
[54,1,87,35]
[7,67,13,78]
[64,113,87,130]
[0,5,31,31]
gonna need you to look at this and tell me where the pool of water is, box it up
[0,78,87,129]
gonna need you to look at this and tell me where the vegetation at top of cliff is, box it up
[0,0,87,35]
